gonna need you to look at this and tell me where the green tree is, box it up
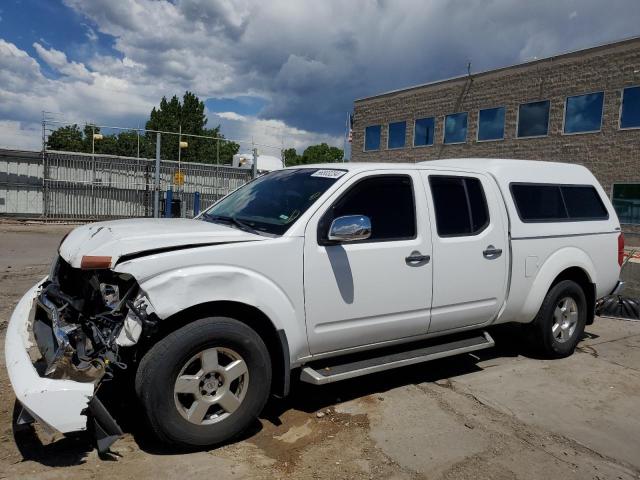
[46,91,239,163]
[300,143,343,164]
[145,91,239,164]
[281,144,343,166]
[283,147,300,166]
[47,124,85,152]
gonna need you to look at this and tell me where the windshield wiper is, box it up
[205,214,262,235]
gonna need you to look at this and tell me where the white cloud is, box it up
[0,120,42,150]
[0,39,153,127]
[215,111,246,122]
[33,42,93,81]
[83,24,98,43]
[1,0,639,153]
[211,110,342,156]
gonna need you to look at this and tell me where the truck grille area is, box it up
[31,257,148,382]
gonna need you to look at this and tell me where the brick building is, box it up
[351,37,640,240]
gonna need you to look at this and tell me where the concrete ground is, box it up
[0,221,639,479]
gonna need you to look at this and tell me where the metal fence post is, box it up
[252,147,258,179]
[154,132,161,218]
[165,186,173,218]
[91,126,96,219]
[194,191,201,216]
[41,113,48,218]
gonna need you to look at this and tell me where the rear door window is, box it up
[429,176,489,237]
[510,183,608,222]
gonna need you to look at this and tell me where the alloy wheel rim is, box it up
[173,347,249,425]
[552,296,579,344]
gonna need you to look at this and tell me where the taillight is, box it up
[618,233,625,267]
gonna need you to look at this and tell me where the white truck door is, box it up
[304,171,433,354]
[420,171,508,332]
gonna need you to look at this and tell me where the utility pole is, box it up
[91,125,96,218]
[252,147,258,179]
[154,132,161,218]
[41,111,47,219]
[177,124,182,175]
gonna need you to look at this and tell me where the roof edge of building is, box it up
[354,35,640,103]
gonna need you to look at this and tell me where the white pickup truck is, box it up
[6,159,623,451]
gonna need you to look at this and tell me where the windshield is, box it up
[200,168,346,236]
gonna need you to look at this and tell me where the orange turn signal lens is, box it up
[80,255,112,270]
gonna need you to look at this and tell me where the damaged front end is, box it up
[36,257,156,381]
[23,257,158,452]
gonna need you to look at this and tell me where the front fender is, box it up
[520,246,596,321]
[136,265,308,360]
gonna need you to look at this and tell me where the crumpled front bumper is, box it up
[4,280,94,433]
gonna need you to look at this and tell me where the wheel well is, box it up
[143,301,290,397]
[550,267,596,325]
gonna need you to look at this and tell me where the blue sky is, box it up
[0,0,122,81]
[0,0,639,154]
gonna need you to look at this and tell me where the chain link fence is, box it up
[1,149,253,220]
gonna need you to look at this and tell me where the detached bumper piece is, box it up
[5,283,95,434]
[6,281,124,454]
[87,397,123,454]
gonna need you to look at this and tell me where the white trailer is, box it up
[232,153,283,173]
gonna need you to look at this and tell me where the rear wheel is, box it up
[530,280,587,358]
[135,317,271,447]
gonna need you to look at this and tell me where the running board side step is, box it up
[300,331,494,385]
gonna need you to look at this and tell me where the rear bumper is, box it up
[4,280,94,433]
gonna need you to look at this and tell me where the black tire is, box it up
[530,280,587,358]
[135,317,271,447]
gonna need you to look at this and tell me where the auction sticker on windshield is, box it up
[311,169,347,179]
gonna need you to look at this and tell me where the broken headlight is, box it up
[99,283,120,309]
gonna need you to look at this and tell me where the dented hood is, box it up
[59,218,265,268]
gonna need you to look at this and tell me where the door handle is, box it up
[483,245,503,259]
[405,251,430,265]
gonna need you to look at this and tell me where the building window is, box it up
[517,100,550,138]
[564,92,604,134]
[620,86,640,129]
[364,125,381,151]
[429,176,489,237]
[510,183,608,222]
[612,184,640,224]
[443,112,468,144]
[414,117,435,146]
[477,107,505,141]
[387,121,406,149]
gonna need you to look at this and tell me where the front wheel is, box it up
[530,280,587,358]
[135,317,271,447]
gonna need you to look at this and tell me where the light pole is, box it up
[176,125,188,217]
[91,127,103,218]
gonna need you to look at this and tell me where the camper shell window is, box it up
[510,183,608,223]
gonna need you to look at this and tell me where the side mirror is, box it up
[328,215,371,242]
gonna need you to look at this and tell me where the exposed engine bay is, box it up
[33,257,158,385]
